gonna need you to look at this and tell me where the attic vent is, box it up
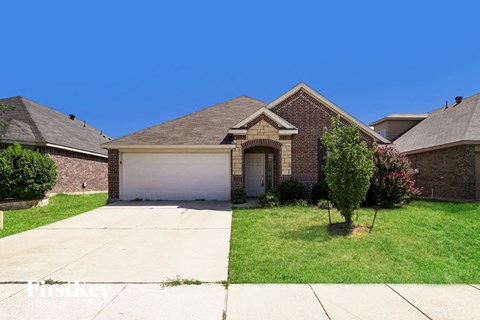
[455,96,463,104]
[69,114,76,120]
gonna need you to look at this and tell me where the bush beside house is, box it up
[367,145,421,208]
[0,144,57,200]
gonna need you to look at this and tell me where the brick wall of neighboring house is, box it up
[108,149,120,200]
[408,145,476,200]
[0,143,108,193]
[47,147,108,193]
[271,89,375,190]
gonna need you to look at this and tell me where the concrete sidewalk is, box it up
[227,284,480,320]
[1,283,479,319]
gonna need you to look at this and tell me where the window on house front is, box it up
[378,129,387,137]
[266,153,274,191]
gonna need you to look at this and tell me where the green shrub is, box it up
[0,144,57,200]
[291,199,308,207]
[232,188,247,204]
[311,180,330,203]
[257,192,280,208]
[322,117,375,224]
[275,180,306,204]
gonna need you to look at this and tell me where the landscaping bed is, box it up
[0,193,107,239]
[228,200,480,284]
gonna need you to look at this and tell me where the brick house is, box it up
[371,94,480,201]
[103,83,388,201]
[0,96,110,193]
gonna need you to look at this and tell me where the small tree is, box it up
[0,144,57,200]
[370,145,421,208]
[322,118,374,224]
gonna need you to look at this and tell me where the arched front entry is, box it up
[242,140,281,197]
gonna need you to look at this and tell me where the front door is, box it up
[245,153,265,197]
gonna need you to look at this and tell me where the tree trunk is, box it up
[345,215,352,225]
[327,202,332,226]
[370,206,378,233]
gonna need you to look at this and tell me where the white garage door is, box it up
[120,153,231,201]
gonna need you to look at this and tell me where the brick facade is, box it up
[108,149,120,200]
[271,89,374,190]
[47,147,108,193]
[408,145,477,201]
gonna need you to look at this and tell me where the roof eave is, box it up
[0,139,108,158]
[370,116,428,126]
[398,140,480,155]
[102,144,236,150]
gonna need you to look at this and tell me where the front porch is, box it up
[229,108,297,196]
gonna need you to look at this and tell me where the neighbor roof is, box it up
[0,96,110,156]
[393,93,480,153]
[102,96,267,147]
[369,113,428,126]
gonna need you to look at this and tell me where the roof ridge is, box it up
[17,97,46,142]
[109,96,266,142]
[238,95,267,104]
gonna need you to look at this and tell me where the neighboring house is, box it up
[0,96,111,193]
[369,113,427,141]
[371,94,480,201]
[103,83,388,201]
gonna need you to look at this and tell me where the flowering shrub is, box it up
[369,145,421,208]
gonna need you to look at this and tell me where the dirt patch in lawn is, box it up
[328,222,370,237]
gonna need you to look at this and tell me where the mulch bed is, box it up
[328,222,370,237]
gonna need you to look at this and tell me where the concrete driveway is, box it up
[0,201,232,283]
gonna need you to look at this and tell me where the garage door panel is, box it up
[121,153,230,200]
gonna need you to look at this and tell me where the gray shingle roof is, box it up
[103,96,267,146]
[0,97,110,156]
[393,93,480,152]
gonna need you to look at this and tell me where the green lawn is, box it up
[0,193,108,239]
[229,200,480,284]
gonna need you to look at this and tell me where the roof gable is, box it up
[266,83,390,143]
[230,107,297,129]
[0,97,110,156]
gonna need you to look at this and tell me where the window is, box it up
[378,129,387,137]
[266,153,274,190]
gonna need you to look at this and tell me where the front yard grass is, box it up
[0,193,108,239]
[229,200,480,283]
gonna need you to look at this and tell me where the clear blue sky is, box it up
[1,0,479,138]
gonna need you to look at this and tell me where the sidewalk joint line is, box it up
[222,285,229,320]
[91,283,127,320]
[308,284,331,320]
[0,287,25,304]
[468,284,480,291]
[385,284,432,320]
